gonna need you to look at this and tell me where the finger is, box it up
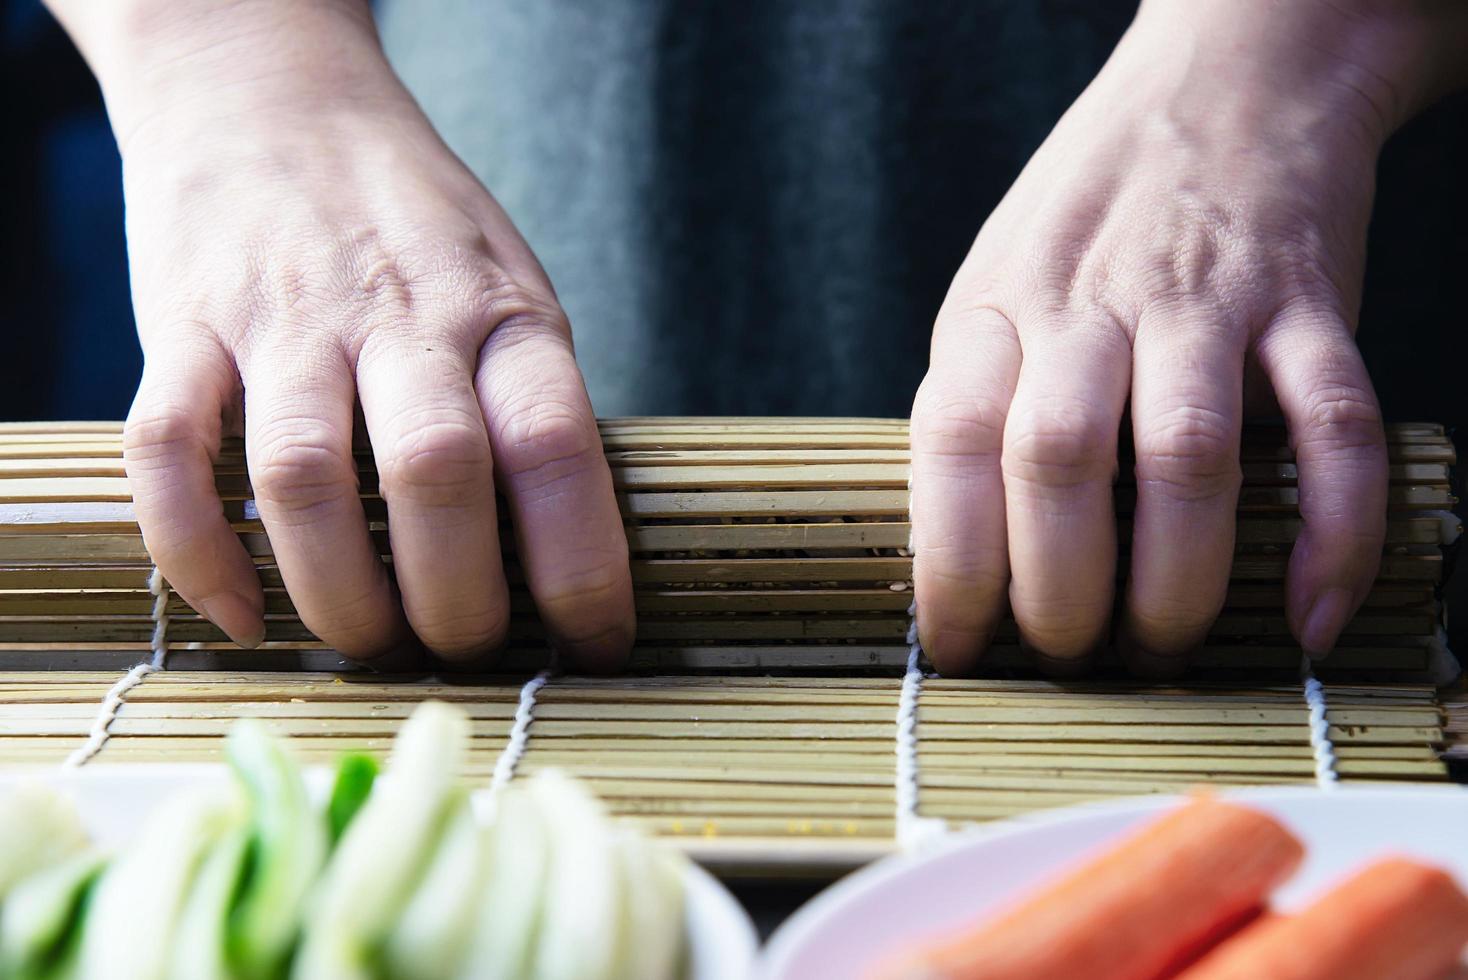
[1255,306,1387,659]
[1002,320,1131,670]
[242,339,409,660]
[357,332,510,661]
[909,306,1021,675]
[124,331,264,647]
[1120,316,1244,677]
[477,313,634,672]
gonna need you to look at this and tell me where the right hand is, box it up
[99,1,634,667]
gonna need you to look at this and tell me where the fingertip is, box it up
[1118,629,1190,679]
[551,616,636,674]
[351,636,426,675]
[413,599,512,667]
[195,590,267,649]
[1298,586,1356,660]
[1027,646,1099,679]
[918,618,996,678]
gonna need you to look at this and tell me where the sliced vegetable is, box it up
[0,705,692,980]
[611,828,686,980]
[454,779,550,980]
[0,848,108,980]
[292,701,468,980]
[528,769,628,980]
[325,753,379,845]
[169,829,250,980]
[873,795,1304,980]
[382,792,486,980]
[0,785,89,898]
[78,785,242,980]
[225,719,327,980]
[1178,857,1468,980]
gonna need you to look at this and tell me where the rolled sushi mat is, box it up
[0,418,1458,677]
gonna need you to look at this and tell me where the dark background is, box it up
[3,0,1464,424]
[2,0,1463,653]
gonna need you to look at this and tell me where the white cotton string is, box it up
[488,667,554,797]
[147,566,171,669]
[62,662,156,770]
[63,568,171,769]
[895,599,951,850]
[1299,654,1339,790]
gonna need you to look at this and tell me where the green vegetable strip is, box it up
[0,849,108,980]
[168,830,250,980]
[325,754,379,846]
[611,831,686,980]
[382,793,486,980]
[526,771,626,980]
[225,720,327,980]
[292,702,469,980]
[0,786,90,899]
[78,786,242,980]
[0,703,693,980]
[454,785,549,980]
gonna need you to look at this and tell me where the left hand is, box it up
[909,0,1458,676]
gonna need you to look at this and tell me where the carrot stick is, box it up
[873,796,1304,980]
[1155,907,1280,979]
[1177,857,1468,980]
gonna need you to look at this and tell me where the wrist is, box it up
[46,0,406,155]
[1126,0,1466,146]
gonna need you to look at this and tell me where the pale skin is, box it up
[43,0,1468,674]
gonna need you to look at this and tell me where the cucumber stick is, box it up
[77,785,243,980]
[0,848,108,980]
[225,719,327,980]
[382,793,486,979]
[0,785,89,898]
[292,701,468,980]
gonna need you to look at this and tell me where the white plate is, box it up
[762,785,1468,980]
[0,764,758,980]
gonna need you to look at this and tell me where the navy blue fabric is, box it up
[1,0,137,421]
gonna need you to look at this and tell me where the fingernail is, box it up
[1301,587,1354,659]
[197,592,266,649]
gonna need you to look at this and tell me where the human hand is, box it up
[909,0,1464,676]
[72,1,634,666]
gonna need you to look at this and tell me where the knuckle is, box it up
[479,278,566,334]
[910,384,1007,462]
[1298,386,1384,452]
[493,397,602,495]
[377,416,492,506]
[1003,408,1115,490]
[1135,405,1241,500]
[124,406,202,467]
[250,424,356,516]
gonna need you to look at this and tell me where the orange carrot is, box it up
[873,796,1304,980]
[1155,907,1281,979]
[1177,857,1468,980]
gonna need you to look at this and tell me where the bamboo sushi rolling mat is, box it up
[0,418,1460,876]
